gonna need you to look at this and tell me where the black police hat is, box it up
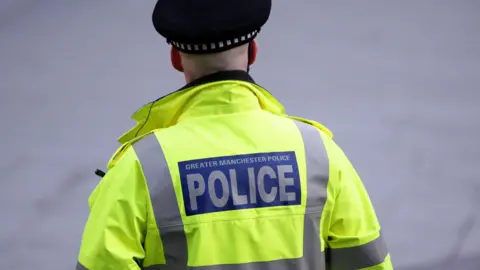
[152,0,272,54]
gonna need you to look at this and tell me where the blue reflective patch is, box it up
[178,151,301,216]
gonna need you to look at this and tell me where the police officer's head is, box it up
[152,0,272,82]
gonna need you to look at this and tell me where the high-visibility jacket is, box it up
[77,70,393,270]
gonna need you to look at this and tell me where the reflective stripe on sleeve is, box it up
[326,233,389,270]
[134,121,330,270]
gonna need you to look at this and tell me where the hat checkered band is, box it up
[170,30,258,52]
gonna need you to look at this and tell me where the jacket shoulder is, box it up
[107,130,159,169]
[286,115,333,138]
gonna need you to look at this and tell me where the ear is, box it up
[170,47,184,72]
[248,40,258,65]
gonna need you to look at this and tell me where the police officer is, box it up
[77,0,393,269]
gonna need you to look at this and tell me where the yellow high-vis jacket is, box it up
[77,71,393,270]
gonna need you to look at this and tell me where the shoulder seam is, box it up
[286,115,333,138]
[108,130,158,169]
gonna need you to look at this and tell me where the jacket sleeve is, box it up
[321,134,393,270]
[77,146,148,270]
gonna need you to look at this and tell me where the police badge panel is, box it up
[178,151,301,216]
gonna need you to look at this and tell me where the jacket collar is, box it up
[118,70,285,144]
[147,70,257,105]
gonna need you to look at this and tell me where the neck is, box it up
[184,68,248,84]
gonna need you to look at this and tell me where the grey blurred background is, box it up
[1,0,479,269]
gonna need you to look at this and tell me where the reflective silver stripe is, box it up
[133,134,188,269]
[135,121,330,270]
[143,258,319,270]
[76,262,87,270]
[327,234,389,270]
[295,121,330,270]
